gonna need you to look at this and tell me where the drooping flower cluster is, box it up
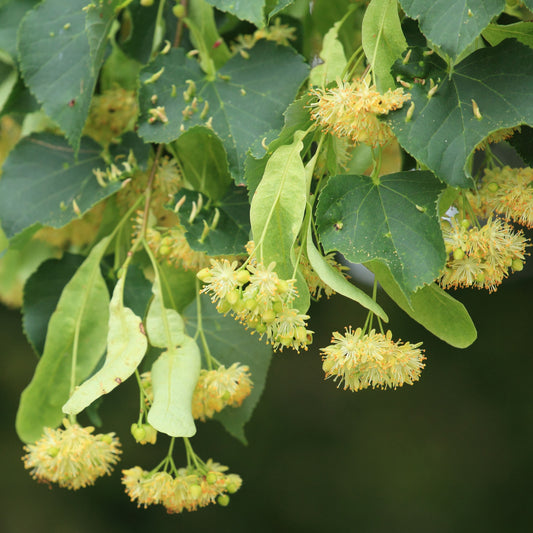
[309,78,410,147]
[231,17,296,57]
[22,419,121,490]
[197,259,313,351]
[473,166,533,229]
[192,363,253,421]
[439,216,527,292]
[475,127,520,151]
[122,460,242,513]
[321,327,425,391]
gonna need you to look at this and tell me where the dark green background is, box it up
[1,272,532,532]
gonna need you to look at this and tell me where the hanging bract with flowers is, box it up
[1,0,533,516]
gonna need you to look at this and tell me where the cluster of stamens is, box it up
[197,259,313,351]
[321,327,425,391]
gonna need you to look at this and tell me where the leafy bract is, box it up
[62,276,148,415]
[389,41,533,187]
[306,226,388,322]
[184,295,273,444]
[172,186,250,256]
[398,0,505,61]
[22,254,85,356]
[362,0,407,91]
[159,263,197,313]
[250,131,310,312]
[137,41,309,183]
[145,281,186,349]
[316,171,446,296]
[366,260,477,348]
[204,0,265,26]
[309,11,350,87]
[18,0,118,152]
[482,22,533,48]
[0,133,121,239]
[16,237,111,443]
[147,337,201,438]
[172,126,231,202]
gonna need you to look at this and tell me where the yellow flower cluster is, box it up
[197,259,313,352]
[22,419,121,490]
[475,127,520,151]
[309,78,410,147]
[192,364,253,421]
[321,327,425,391]
[439,217,527,292]
[122,460,241,513]
[474,166,533,229]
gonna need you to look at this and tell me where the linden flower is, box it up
[198,259,241,300]
[309,78,410,147]
[440,217,527,292]
[321,327,425,391]
[123,462,242,514]
[476,166,533,228]
[192,363,253,421]
[22,419,121,489]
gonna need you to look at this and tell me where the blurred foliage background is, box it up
[2,268,532,533]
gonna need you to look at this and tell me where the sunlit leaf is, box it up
[16,237,111,443]
[147,337,201,438]
[362,0,407,91]
[145,281,186,349]
[62,276,148,415]
[250,131,310,311]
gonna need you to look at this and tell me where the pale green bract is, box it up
[62,276,148,415]
[145,281,186,349]
[147,337,201,438]
[16,237,111,443]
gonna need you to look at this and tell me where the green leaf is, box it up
[204,0,265,26]
[172,126,231,202]
[16,237,111,443]
[309,10,350,87]
[18,0,117,151]
[62,276,148,415]
[482,22,533,48]
[365,260,477,348]
[147,337,201,438]
[0,133,121,239]
[123,264,153,319]
[306,226,388,322]
[146,281,186,349]
[172,186,250,256]
[187,0,232,71]
[0,0,37,60]
[316,171,446,296]
[184,294,273,444]
[362,0,407,91]
[389,41,533,187]
[250,131,310,311]
[1,75,39,116]
[0,63,18,115]
[22,254,85,356]
[509,125,533,167]
[398,0,505,60]
[137,41,309,183]
[159,263,198,313]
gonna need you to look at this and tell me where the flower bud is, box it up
[217,494,230,507]
[197,267,213,283]
[453,248,465,261]
[189,484,202,499]
[236,270,250,285]
[512,258,524,271]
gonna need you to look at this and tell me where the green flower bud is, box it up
[189,484,202,499]
[261,309,276,324]
[276,279,290,294]
[272,300,283,313]
[172,3,186,17]
[217,494,230,507]
[453,248,465,261]
[487,182,499,193]
[206,472,218,485]
[131,423,147,442]
[226,482,239,494]
[141,0,155,6]
[236,270,250,285]
[512,258,524,271]
[322,358,335,374]
[245,298,258,311]
[197,267,213,283]
[226,289,240,306]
